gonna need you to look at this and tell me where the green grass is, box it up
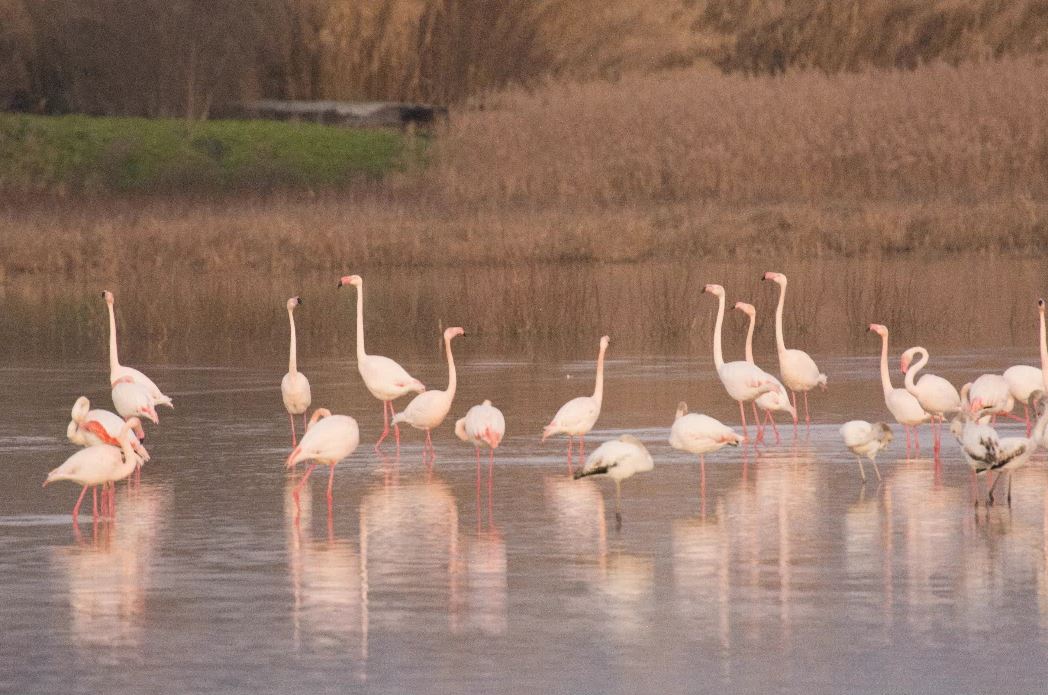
[0,114,419,194]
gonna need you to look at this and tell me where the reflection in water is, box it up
[53,483,168,654]
[450,462,507,636]
[673,500,731,652]
[544,476,607,560]
[284,479,366,665]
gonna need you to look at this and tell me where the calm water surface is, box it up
[2,351,1048,693]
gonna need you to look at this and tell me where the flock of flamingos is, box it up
[42,272,1048,528]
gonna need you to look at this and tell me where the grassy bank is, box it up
[0,114,417,194]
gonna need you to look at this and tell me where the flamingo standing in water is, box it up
[67,396,150,464]
[868,324,929,454]
[734,301,795,444]
[44,418,143,525]
[456,399,506,492]
[102,290,173,409]
[1003,364,1043,435]
[704,285,777,442]
[337,275,425,453]
[281,296,311,447]
[761,272,827,432]
[542,335,609,470]
[111,377,158,441]
[574,434,653,530]
[901,346,961,456]
[668,401,741,482]
[286,408,360,504]
[839,420,893,483]
[965,373,1020,424]
[392,327,464,460]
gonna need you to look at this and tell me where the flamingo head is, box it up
[675,401,688,420]
[733,302,755,317]
[66,420,83,445]
[874,422,893,444]
[900,347,917,373]
[70,396,90,423]
[1040,298,1046,313]
[338,275,362,289]
[287,296,302,310]
[868,323,887,336]
[308,408,332,430]
[454,417,468,442]
[599,335,610,350]
[102,290,114,304]
[762,272,786,285]
[137,405,158,426]
[444,326,465,340]
[703,284,724,297]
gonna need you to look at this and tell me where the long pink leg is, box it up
[765,411,781,445]
[579,434,586,459]
[327,464,336,503]
[1024,404,1032,436]
[566,436,574,475]
[738,401,749,442]
[92,487,98,523]
[803,392,811,427]
[425,429,433,460]
[289,413,298,447]
[752,402,764,443]
[303,413,308,431]
[790,391,799,437]
[395,420,401,458]
[293,463,317,501]
[375,401,391,451]
[72,485,89,526]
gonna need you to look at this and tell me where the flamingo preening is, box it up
[735,301,795,444]
[839,420,892,483]
[103,290,173,409]
[542,335,609,471]
[573,434,653,530]
[111,377,158,440]
[868,324,929,455]
[281,296,312,447]
[338,275,425,454]
[901,346,961,456]
[286,408,360,504]
[761,272,827,432]
[392,326,464,461]
[668,402,741,485]
[965,373,1020,424]
[67,396,150,464]
[704,285,778,442]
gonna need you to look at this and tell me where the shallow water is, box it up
[3,351,1048,693]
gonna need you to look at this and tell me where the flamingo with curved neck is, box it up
[281,296,312,447]
[392,326,465,461]
[338,275,425,454]
[103,290,173,409]
[542,335,610,472]
[901,346,960,456]
[868,324,929,455]
[735,301,795,444]
[287,408,361,506]
[761,272,826,434]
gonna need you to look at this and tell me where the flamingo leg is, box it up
[1024,404,1032,437]
[394,421,401,458]
[425,429,433,460]
[566,436,574,476]
[752,402,764,444]
[375,401,391,451]
[614,479,622,531]
[789,391,799,437]
[72,485,89,526]
[803,392,811,427]
[303,413,308,431]
[293,462,317,501]
[856,455,866,483]
[289,412,298,447]
[92,486,98,523]
[987,470,1004,505]
[488,448,495,501]
[738,401,749,442]
[327,464,336,503]
[766,411,781,445]
[579,434,586,459]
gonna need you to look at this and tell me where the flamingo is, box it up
[111,377,158,441]
[67,396,150,464]
[668,402,741,481]
[735,301,796,444]
[573,434,653,530]
[951,392,1048,506]
[868,324,929,454]
[286,408,360,504]
[337,275,425,453]
[1002,364,1043,435]
[44,417,143,525]
[281,296,311,447]
[966,373,1020,424]
[102,290,173,408]
[704,285,778,441]
[900,346,961,456]
[761,272,827,432]
[542,335,609,469]
[839,421,893,483]
[456,399,506,495]
[392,326,464,459]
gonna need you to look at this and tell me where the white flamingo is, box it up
[1003,364,1043,435]
[67,396,150,463]
[392,326,464,459]
[542,335,610,469]
[761,272,827,431]
[338,275,425,452]
[456,399,506,492]
[901,346,961,456]
[668,402,741,477]
[44,418,143,525]
[103,290,173,408]
[281,296,311,446]
[286,408,360,504]
[735,301,796,444]
[111,377,158,441]
[704,285,778,441]
[868,324,929,454]
[839,420,893,483]
[965,373,1019,424]
[573,434,653,529]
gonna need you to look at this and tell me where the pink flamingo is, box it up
[103,290,173,408]
[542,335,609,471]
[868,324,928,455]
[392,327,464,460]
[901,346,961,456]
[734,301,795,444]
[281,296,312,446]
[286,408,360,504]
[456,399,506,497]
[337,275,424,453]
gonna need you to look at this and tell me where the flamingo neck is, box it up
[773,282,787,356]
[878,333,893,396]
[712,294,725,370]
[743,311,755,364]
[107,302,120,376]
[288,308,298,375]
[1040,309,1047,391]
[592,343,607,406]
[904,348,927,392]
[444,335,457,401]
[354,284,367,361]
